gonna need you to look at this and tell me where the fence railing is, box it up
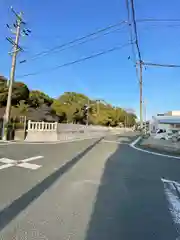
[27,121,121,133]
[28,120,57,131]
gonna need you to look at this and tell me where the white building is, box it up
[150,111,180,133]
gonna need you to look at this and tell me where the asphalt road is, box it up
[0,133,180,239]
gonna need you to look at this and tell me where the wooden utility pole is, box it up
[96,100,100,116]
[143,99,147,134]
[139,61,143,130]
[4,14,22,127]
[3,7,30,139]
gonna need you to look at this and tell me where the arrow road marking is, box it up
[0,156,43,170]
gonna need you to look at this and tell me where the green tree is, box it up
[0,78,29,107]
[28,90,53,108]
[16,100,29,115]
[53,92,90,123]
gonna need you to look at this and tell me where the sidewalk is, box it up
[138,136,180,155]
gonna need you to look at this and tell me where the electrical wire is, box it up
[142,62,180,68]
[20,21,127,64]
[20,24,128,64]
[137,18,180,23]
[17,42,133,78]
[125,0,136,62]
[138,24,180,32]
[130,0,142,61]
[125,0,139,80]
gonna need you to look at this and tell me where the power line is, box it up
[125,0,139,84]
[142,62,180,68]
[129,0,143,130]
[20,24,127,64]
[20,21,127,64]
[130,0,142,61]
[125,0,137,63]
[17,42,133,78]
[137,18,180,23]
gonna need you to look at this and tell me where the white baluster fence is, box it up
[28,120,58,131]
[26,121,124,142]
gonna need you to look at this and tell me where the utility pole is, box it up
[144,99,147,134]
[3,7,30,140]
[87,99,90,125]
[139,61,143,131]
[96,99,101,116]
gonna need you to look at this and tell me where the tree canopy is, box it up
[52,92,137,126]
[0,77,29,107]
[0,76,137,126]
[28,90,53,108]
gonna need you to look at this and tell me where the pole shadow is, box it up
[85,144,177,240]
[0,138,103,231]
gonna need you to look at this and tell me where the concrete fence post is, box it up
[42,121,44,131]
[28,120,31,131]
[54,122,58,132]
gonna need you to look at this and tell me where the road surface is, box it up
[0,133,180,239]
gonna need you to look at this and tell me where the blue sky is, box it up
[0,0,180,119]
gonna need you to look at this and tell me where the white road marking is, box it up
[0,141,13,146]
[102,140,126,144]
[162,178,180,238]
[130,137,180,159]
[22,155,44,163]
[0,163,14,170]
[0,156,43,170]
[130,136,142,146]
[6,136,103,145]
[18,162,41,170]
[0,158,15,164]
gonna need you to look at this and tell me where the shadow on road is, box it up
[0,138,103,231]
[85,144,177,240]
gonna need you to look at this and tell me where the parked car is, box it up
[153,129,174,140]
[171,131,180,142]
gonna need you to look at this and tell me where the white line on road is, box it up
[22,156,44,163]
[5,136,104,145]
[18,162,42,170]
[0,156,44,170]
[0,158,16,164]
[130,136,142,146]
[130,137,180,159]
[102,140,127,144]
[161,178,180,239]
[0,163,14,170]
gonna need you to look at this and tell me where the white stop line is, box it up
[0,156,44,170]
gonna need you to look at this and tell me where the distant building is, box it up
[165,111,180,116]
[150,111,180,132]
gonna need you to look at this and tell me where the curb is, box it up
[130,136,180,159]
[2,136,105,145]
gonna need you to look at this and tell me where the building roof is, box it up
[159,119,180,124]
[152,115,180,124]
